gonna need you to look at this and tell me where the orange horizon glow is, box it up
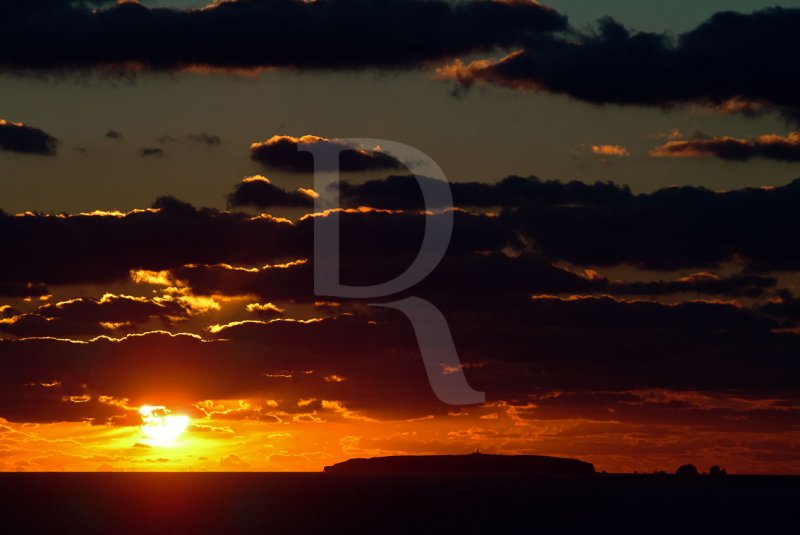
[0,392,796,474]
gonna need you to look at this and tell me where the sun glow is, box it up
[139,405,190,446]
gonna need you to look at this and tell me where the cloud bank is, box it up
[0,0,565,72]
[439,9,800,119]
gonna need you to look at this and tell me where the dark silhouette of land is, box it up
[324,452,596,474]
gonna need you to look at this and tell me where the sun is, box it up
[139,405,190,446]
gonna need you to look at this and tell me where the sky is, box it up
[0,0,799,474]
[2,0,800,213]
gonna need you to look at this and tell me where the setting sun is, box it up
[139,405,190,446]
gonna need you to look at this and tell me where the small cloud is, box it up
[324,374,346,383]
[227,175,316,209]
[572,143,630,163]
[591,144,630,157]
[105,129,122,140]
[139,147,165,158]
[245,302,285,320]
[157,133,222,146]
[249,135,404,173]
[0,119,59,156]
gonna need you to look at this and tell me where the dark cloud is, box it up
[507,390,800,434]
[167,252,777,307]
[0,0,565,72]
[171,261,316,302]
[0,282,49,298]
[440,9,800,119]
[158,133,222,146]
[504,295,774,331]
[0,196,512,289]
[104,129,122,140]
[227,176,315,209]
[0,294,190,338]
[338,174,631,209]
[6,176,800,296]
[0,293,797,424]
[4,174,800,301]
[0,180,795,421]
[186,133,222,146]
[0,120,58,156]
[166,214,518,301]
[0,199,297,288]
[0,1,114,20]
[336,174,800,271]
[760,290,800,322]
[504,178,800,271]
[610,272,777,298]
[651,132,800,162]
[138,147,165,158]
[250,135,405,173]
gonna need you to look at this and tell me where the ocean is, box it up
[0,473,798,534]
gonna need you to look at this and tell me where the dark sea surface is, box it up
[0,473,798,534]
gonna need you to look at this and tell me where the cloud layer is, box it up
[0,173,798,471]
[0,0,565,71]
[6,176,800,300]
[335,174,800,271]
[439,9,800,118]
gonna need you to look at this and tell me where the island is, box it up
[323,452,595,474]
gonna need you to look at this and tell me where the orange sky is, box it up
[1,1,800,475]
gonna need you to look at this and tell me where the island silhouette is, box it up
[324,452,596,474]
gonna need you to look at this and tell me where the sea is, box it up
[0,473,797,534]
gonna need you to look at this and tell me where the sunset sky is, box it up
[1,0,799,474]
